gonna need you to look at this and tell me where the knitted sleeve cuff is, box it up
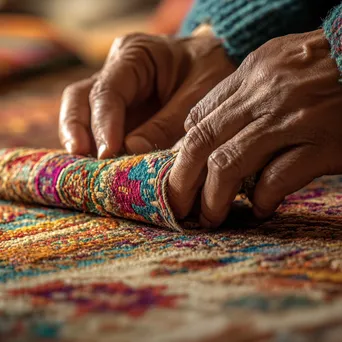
[180,0,314,64]
[323,4,342,75]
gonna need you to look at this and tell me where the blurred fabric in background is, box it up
[0,15,80,80]
[150,0,193,34]
[0,0,193,77]
[3,0,159,28]
[0,0,193,149]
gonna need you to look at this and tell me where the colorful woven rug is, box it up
[0,78,342,341]
[0,15,79,80]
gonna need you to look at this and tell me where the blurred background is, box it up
[0,0,193,149]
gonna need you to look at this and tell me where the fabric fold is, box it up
[0,148,256,231]
[0,148,182,231]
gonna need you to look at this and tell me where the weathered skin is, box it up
[169,29,342,228]
[59,27,234,158]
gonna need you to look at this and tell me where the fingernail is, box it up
[125,136,153,155]
[97,144,108,159]
[65,141,74,154]
[199,214,213,229]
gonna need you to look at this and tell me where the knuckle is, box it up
[183,122,215,158]
[208,144,243,176]
[121,32,150,44]
[255,66,271,84]
[89,80,112,105]
[185,102,205,130]
[265,36,280,47]
[62,82,83,100]
[110,33,155,58]
[110,33,143,50]
[263,36,283,52]
[243,50,258,68]
[62,77,95,101]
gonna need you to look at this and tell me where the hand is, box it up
[169,29,342,228]
[59,31,235,158]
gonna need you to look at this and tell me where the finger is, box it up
[199,117,292,229]
[90,35,156,159]
[171,137,184,151]
[252,146,325,219]
[184,70,242,132]
[125,36,233,155]
[59,78,95,156]
[124,99,185,154]
[125,72,217,154]
[168,81,255,219]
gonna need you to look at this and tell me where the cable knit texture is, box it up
[181,0,341,64]
[181,0,314,63]
[324,3,342,76]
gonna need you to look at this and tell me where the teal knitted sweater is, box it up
[181,0,342,70]
[324,3,342,73]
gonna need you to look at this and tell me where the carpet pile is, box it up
[0,94,341,342]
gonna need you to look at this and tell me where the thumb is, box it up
[124,109,186,154]
[125,75,219,154]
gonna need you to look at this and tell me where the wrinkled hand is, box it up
[59,32,235,158]
[169,29,342,228]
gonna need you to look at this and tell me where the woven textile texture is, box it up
[1,172,342,341]
[0,148,179,231]
[0,77,342,341]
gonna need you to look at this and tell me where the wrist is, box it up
[192,23,215,38]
